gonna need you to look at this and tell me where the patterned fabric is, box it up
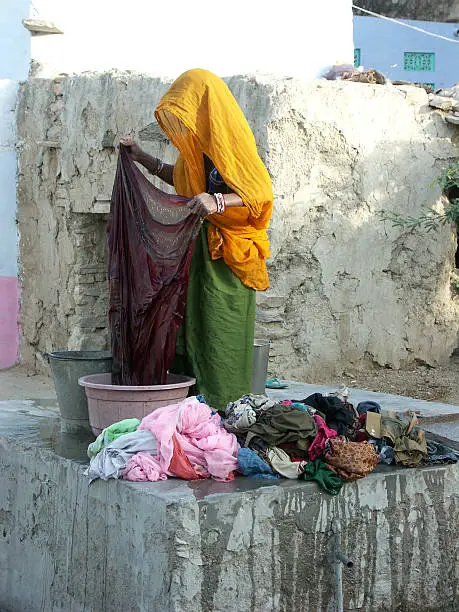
[225,394,277,430]
[324,437,378,481]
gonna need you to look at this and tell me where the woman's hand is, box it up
[187,193,218,216]
[119,136,143,162]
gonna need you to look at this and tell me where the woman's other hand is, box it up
[120,136,143,162]
[187,193,218,216]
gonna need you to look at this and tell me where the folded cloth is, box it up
[85,430,157,483]
[299,459,344,496]
[324,437,378,481]
[87,418,141,459]
[123,452,167,482]
[139,396,239,481]
[238,447,280,479]
[308,415,338,461]
[267,447,307,479]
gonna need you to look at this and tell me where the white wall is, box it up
[30,0,354,79]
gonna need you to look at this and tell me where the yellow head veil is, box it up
[155,68,272,290]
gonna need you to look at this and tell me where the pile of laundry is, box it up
[85,397,239,484]
[226,391,459,495]
[85,390,459,495]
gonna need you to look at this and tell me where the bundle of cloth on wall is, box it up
[85,390,459,495]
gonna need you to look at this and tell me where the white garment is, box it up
[267,447,307,480]
[85,430,157,483]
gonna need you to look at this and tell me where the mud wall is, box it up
[17,73,459,378]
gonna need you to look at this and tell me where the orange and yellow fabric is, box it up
[155,68,273,291]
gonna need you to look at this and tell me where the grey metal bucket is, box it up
[252,339,270,395]
[47,350,112,433]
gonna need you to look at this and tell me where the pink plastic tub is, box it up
[79,372,195,435]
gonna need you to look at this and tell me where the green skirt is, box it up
[172,222,255,411]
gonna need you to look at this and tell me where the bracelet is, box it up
[155,158,164,176]
[214,192,226,214]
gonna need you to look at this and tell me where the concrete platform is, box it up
[0,392,458,611]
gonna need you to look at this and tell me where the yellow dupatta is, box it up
[155,69,273,291]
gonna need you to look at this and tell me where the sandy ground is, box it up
[315,353,459,406]
[0,365,56,401]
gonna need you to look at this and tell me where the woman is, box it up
[120,68,272,410]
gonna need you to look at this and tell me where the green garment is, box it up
[172,223,256,412]
[300,459,344,496]
[244,404,317,448]
[87,418,141,459]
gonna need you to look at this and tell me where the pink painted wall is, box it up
[0,276,19,368]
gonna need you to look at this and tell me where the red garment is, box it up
[109,147,202,385]
[169,434,207,480]
[308,414,338,461]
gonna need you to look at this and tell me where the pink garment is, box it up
[281,400,293,405]
[123,452,167,482]
[138,397,239,481]
[308,414,338,461]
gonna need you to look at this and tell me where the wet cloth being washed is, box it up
[109,146,202,385]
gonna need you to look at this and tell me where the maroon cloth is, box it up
[109,147,202,385]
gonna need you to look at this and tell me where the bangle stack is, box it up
[214,192,226,214]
